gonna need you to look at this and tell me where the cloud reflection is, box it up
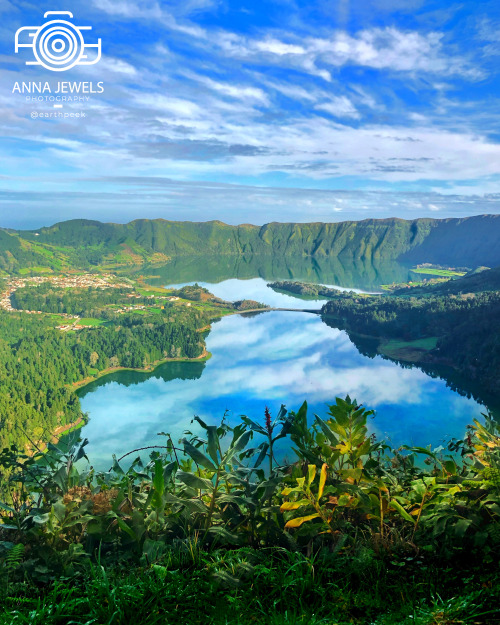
[80,311,482,467]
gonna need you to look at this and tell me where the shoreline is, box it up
[72,349,212,392]
[26,415,86,456]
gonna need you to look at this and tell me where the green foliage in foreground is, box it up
[1,397,500,623]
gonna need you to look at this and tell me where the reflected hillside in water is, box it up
[321,318,500,418]
[77,361,206,398]
[131,255,414,291]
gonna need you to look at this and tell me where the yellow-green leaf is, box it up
[307,464,316,486]
[285,513,321,529]
[318,463,327,500]
[280,499,309,511]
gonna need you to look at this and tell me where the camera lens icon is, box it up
[34,21,85,71]
[15,12,101,72]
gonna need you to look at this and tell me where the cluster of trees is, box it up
[169,284,267,310]
[269,280,340,298]
[0,307,209,451]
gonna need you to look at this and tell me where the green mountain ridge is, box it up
[0,214,499,274]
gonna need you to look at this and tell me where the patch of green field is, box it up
[45,314,69,325]
[411,268,466,277]
[18,266,53,275]
[379,336,439,362]
[384,336,438,351]
[76,318,104,326]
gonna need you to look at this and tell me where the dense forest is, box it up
[321,269,500,396]
[0,307,209,451]
[1,214,500,274]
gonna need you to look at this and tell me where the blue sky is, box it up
[0,0,499,227]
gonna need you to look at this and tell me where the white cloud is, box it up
[101,58,138,76]
[254,39,306,56]
[92,0,163,19]
[133,94,203,118]
[315,96,360,119]
[186,73,269,105]
[206,27,478,81]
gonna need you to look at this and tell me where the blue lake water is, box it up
[79,271,485,469]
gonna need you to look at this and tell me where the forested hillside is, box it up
[321,268,500,396]
[1,214,499,274]
[0,307,209,451]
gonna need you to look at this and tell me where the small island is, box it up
[268,280,361,299]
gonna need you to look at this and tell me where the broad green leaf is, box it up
[314,415,339,446]
[340,468,362,483]
[218,494,251,508]
[253,442,269,469]
[443,460,457,475]
[224,430,252,464]
[388,499,415,524]
[193,417,220,463]
[232,430,252,454]
[163,461,177,484]
[337,494,351,507]
[115,516,136,541]
[183,439,217,471]
[356,439,372,458]
[240,416,267,436]
[208,526,241,545]
[177,471,213,491]
[454,518,472,538]
[52,501,66,523]
[164,493,207,513]
[153,459,165,497]
[112,454,125,475]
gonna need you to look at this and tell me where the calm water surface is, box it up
[79,262,485,468]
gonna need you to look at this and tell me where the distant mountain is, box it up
[0,215,499,274]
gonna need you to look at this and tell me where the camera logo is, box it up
[15,11,101,72]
